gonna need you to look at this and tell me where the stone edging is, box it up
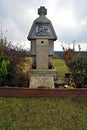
[0,88,87,98]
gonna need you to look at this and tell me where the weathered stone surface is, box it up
[36,39,48,69]
[27,6,57,88]
[29,69,57,80]
[49,40,54,55]
[38,6,47,16]
[31,40,36,55]
[29,76,54,88]
[27,6,57,40]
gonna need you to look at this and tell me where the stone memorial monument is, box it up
[27,6,57,88]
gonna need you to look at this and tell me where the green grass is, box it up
[0,58,87,129]
[0,58,86,129]
[0,97,87,130]
[53,59,70,77]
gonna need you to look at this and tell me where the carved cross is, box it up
[38,6,47,16]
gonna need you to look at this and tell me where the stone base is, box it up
[28,69,56,88]
[29,69,57,79]
[29,76,54,88]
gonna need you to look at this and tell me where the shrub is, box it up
[67,56,87,88]
[12,71,29,87]
[0,60,10,85]
[62,49,76,64]
[0,52,10,85]
[0,38,29,87]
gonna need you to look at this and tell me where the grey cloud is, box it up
[54,0,87,43]
[0,0,87,49]
[73,0,87,20]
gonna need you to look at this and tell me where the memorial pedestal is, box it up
[29,70,56,88]
[27,6,57,89]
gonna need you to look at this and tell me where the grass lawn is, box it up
[52,58,70,77]
[0,97,87,130]
[0,58,87,129]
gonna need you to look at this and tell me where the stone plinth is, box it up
[29,69,57,79]
[29,76,54,88]
[29,69,57,88]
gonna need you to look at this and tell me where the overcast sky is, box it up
[0,0,87,51]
